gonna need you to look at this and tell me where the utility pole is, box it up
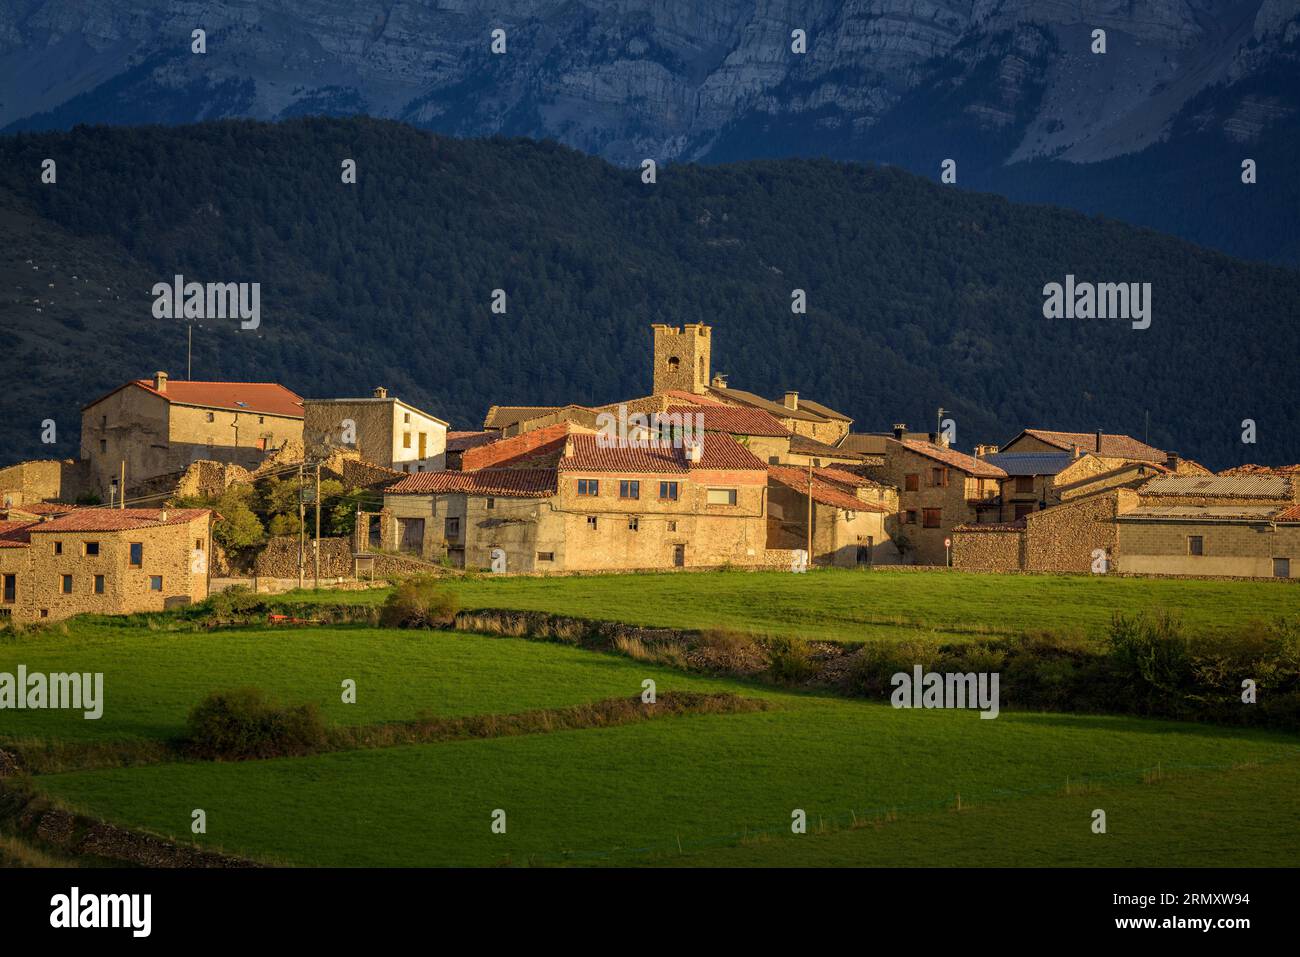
[313,461,321,590]
[119,460,126,510]
[297,461,305,590]
[187,323,192,379]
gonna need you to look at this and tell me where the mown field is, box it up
[2,570,1297,867]
[281,569,1300,644]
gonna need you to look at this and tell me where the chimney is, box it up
[1095,429,1103,453]
[974,444,998,458]
[685,440,702,463]
[711,373,728,389]
[564,436,575,458]
[783,391,799,411]
[153,371,168,393]
[373,386,388,399]
[892,423,907,440]
[159,509,167,522]
[1165,451,1181,471]
[1071,443,1081,458]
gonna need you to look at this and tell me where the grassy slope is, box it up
[285,570,1300,643]
[0,625,740,745]
[29,639,1299,866]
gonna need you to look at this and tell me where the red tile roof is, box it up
[664,404,790,437]
[768,466,888,512]
[462,422,572,470]
[1012,429,1164,462]
[663,390,729,406]
[85,379,304,418]
[1273,504,1300,522]
[26,508,212,533]
[385,469,557,497]
[4,502,79,516]
[560,432,766,473]
[446,431,497,452]
[814,466,883,490]
[0,521,36,547]
[893,439,1008,479]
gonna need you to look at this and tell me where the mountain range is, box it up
[2,0,1298,263]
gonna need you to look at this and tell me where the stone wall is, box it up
[952,525,1024,571]
[253,535,353,578]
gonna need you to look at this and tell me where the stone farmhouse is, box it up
[81,371,304,501]
[304,386,449,473]
[0,506,213,623]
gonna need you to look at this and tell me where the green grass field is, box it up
[4,571,1298,867]
[283,569,1300,643]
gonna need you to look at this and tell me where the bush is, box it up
[204,585,266,621]
[379,576,460,628]
[1107,612,1192,713]
[183,688,328,760]
[765,635,815,685]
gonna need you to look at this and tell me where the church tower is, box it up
[651,323,711,395]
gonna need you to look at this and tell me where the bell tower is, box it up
[651,323,711,395]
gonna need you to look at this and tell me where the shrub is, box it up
[765,635,815,685]
[379,575,459,628]
[1107,612,1192,713]
[183,688,328,760]
[204,585,266,621]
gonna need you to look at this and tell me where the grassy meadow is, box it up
[2,570,1297,867]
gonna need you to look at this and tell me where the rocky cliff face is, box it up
[2,0,1295,164]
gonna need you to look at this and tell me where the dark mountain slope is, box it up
[0,118,1296,470]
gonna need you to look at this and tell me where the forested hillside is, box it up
[1,118,1297,469]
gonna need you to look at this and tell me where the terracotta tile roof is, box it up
[462,422,572,470]
[663,390,729,406]
[796,398,852,422]
[789,434,867,460]
[814,466,884,490]
[4,502,79,516]
[768,466,888,512]
[706,386,828,423]
[1012,429,1165,462]
[837,433,888,456]
[1274,504,1300,522]
[85,379,304,418]
[0,520,36,547]
[27,508,212,533]
[445,431,497,452]
[1221,463,1300,477]
[1140,475,1293,499]
[560,432,766,473]
[664,404,790,437]
[893,439,1008,479]
[385,469,557,497]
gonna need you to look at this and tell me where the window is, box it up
[403,412,411,423]
[667,356,680,372]
[99,439,107,453]
[619,480,640,500]
[101,415,107,428]
[667,521,677,532]
[1013,503,1034,520]
[3,574,15,603]
[129,543,143,567]
[660,481,679,501]
[486,498,495,510]
[923,508,942,528]
[1188,536,1204,556]
[149,576,163,591]
[904,510,917,525]
[206,412,215,423]
[94,575,105,595]
[53,541,63,555]
[258,416,264,424]
[706,488,737,506]
[403,432,411,449]
[904,473,919,492]
[1015,476,1034,493]
[84,541,100,556]
[628,516,639,531]
[587,516,598,530]
[444,518,460,539]
[1274,558,1290,578]
[930,467,948,488]
[537,552,554,562]
[195,539,204,551]
[60,574,73,594]
[577,479,599,496]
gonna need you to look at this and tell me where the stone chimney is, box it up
[711,373,728,389]
[1071,443,1082,458]
[973,444,999,458]
[1095,429,1103,453]
[153,371,168,393]
[373,386,388,399]
[892,423,907,440]
[564,436,575,458]
[783,391,799,411]
[685,440,702,463]
[1165,451,1181,471]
